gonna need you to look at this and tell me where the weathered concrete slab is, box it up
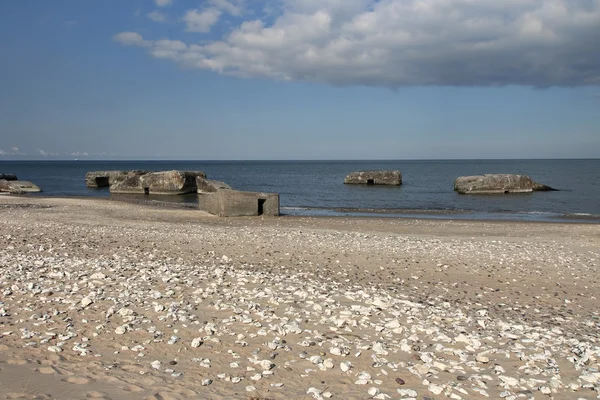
[344,170,402,185]
[110,170,206,195]
[0,173,18,181]
[0,180,42,194]
[85,170,149,188]
[196,177,233,193]
[454,174,555,194]
[199,190,279,217]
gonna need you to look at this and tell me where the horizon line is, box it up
[1,157,600,162]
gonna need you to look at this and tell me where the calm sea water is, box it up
[1,159,599,222]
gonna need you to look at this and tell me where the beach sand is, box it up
[0,196,599,399]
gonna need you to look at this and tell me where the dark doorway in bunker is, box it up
[367,179,374,185]
[258,198,266,215]
[95,177,109,187]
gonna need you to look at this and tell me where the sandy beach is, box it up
[0,195,599,400]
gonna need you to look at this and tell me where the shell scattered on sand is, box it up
[0,197,599,399]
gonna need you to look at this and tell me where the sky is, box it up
[0,0,599,160]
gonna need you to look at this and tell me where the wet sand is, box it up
[0,196,599,399]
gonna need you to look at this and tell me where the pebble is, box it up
[114,325,128,335]
[47,346,62,353]
[476,354,490,363]
[340,361,352,372]
[398,388,418,398]
[80,297,93,307]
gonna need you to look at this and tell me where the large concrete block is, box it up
[86,170,149,188]
[454,174,533,194]
[454,174,557,194]
[199,191,279,217]
[344,170,402,185]
[196,177,233,193]
[0,180,42,193]
[110,170,206,195]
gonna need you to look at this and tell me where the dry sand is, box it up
[0,196,599,400]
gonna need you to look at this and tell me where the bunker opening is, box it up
[258,198,266,215]
[144,187,150,195]
[367,179,374,185]
[95,177,110,188]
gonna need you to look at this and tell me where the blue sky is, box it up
[0,0,599,160]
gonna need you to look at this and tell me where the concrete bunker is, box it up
[86,170,149,189]
[199,191,279,217]
[454,174,557,194]
[110,170,206,195]
[344,170,402,185]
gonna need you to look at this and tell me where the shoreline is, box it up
[1,195,599,399]
[19,192,600,224]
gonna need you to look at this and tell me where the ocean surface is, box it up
[1,159,599,223]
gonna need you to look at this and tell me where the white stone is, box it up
[114,325,128,335]
[476,354,490,363]
[428,384,444,395]
[309,355,323,364]
[384,319,401,329]
[80,297,93,307]
[398,388,418,398]
[373,342,388,356]
[258,359,275,370]
[340,361,352,372]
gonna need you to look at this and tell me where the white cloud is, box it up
[116,0,600,87]
[155,0,173,7]
[37,149,59,157]
[113,32,149,47]
[147,11,166,22]
[64,20,78,25]
[183,8,222,33]
[1,147,25,156]
[210,0,244,16]
[70,152,89,157]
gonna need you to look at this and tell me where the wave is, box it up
[280,206,600,223]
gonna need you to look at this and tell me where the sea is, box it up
[1,159,599,223]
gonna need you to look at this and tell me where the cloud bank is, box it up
[115,0,600,87]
